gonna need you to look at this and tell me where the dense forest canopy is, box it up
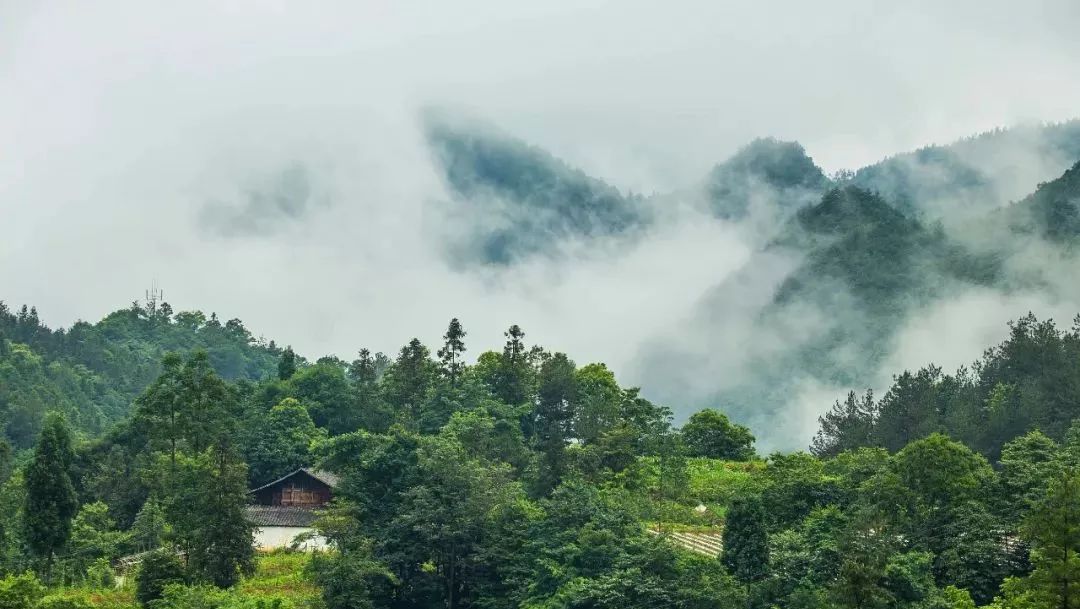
[2,289,1080,608]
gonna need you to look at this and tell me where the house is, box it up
[246,468,340,551]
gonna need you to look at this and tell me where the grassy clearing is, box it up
[637,456,767,527]
[42,550,320,608]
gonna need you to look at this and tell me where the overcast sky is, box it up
[3,1,1080,435]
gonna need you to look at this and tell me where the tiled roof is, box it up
[249,468,341,494]
[246,505,318,527]
[303,468,341,488]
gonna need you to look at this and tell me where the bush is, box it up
[85,557,116,589]
[135,550,187,606]
[38,597,92,609]
[0,572,45,609]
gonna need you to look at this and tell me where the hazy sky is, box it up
[4,1,1080,443]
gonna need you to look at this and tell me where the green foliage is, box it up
[0,572,44,609]
[816,313,1080,461]
[1016,472,1080,609]
[135,549,186,606]
[0,301,278,447]
[65,502,125,581]
[679,409,756,460]
[308,547,395,609]
[424,111,644,265]
[721,495,769,583]
[23,413,78,572]
[155,452,254,588]
[241,398,323,487]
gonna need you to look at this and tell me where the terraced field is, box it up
[649,530,723,558]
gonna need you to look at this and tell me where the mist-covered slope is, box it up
[421,115,1080,449]
[424,112,647,265]
[702,137,830,220]
[850,120,1080,219]
[1006,159,1080,242]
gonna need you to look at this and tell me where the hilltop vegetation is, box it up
[0,302,1079,608]
[0,301,278,447]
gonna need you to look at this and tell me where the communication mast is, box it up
[145,280,164,315]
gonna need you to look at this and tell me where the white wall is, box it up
[253,526,330,551]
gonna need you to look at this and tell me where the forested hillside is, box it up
[2,308,1080,609]
[0,300,279,447]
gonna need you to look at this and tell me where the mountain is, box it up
[419,115,1080,447]
[1005,159,1080,242]
[850,120,1080,219]
[424,112,647,265]
[701,137,829,220]
[637,185,1002,445]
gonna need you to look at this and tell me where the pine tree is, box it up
[348,349,377,384]
[722,495,769,584]
[1022,472,1080,609]
[437,318,467,387]
[493,325,529,405]
[23,413,78,575]
[385,339,436,426]
[532,353,576,495]
[810,389,876,457]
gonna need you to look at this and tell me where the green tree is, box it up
[129,499,170,554]
[722,495,769,584]
[680,409,756,461]
[811,390,876,457]
[999,430,1061,527]
[383,339,437,427]
[492,325,530,405]
[65,501,125,582]
[349,349,394,434]
[391,435,519,609]
[23,413,77,575]
[1020,472,1080,609]
[135,549,186,606]
[309,546,396,609]
[531,353,577,495]
[438,318,468,387]
[288,362,352,432]
[277,346,298,380]
[241,397,324,486]
[157,451,254,588]
[0,572,45,609]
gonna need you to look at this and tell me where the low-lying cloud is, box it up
[4,1,1080,451]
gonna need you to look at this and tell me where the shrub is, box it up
[135,550,187,606]
[0,572,45,609]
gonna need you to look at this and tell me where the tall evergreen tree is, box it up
[437,318,467,387]
[348,349,393,433]
[1022,472,1080,609]
[23,413,78,575]
[493,325,530,405]
[278,346,298,381]
[160,451,254,588]
[532,353,577,495]
[811,390,876,457]
[348,348,378,384]
[722,495,769,584]
[384,339,436,426]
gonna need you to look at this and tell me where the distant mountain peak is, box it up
[422,109,644,265]
[703,137,829,220]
